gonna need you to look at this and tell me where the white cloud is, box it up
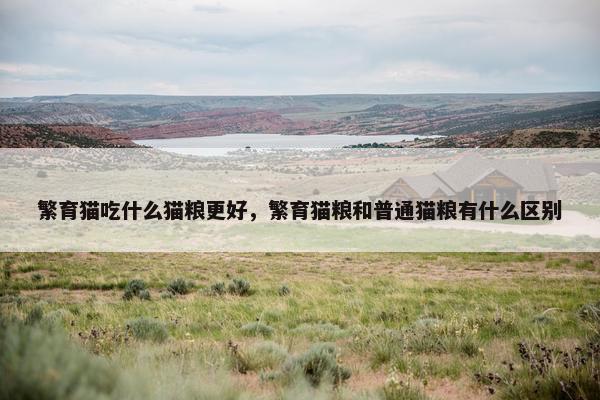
[0,63,78,79]
[523,65,546,76]
[0,0,598,96]
[378,62,477,84]
[192,2,230,14]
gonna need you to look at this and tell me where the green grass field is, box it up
[1,252,599,400]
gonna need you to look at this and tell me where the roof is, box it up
[462,167,524,190]
[402,174,455,198]
[435,153,558,192]
[383,153,558,199]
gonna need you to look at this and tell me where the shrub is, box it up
[1,318,248,400]
[44,308,73,325]
[229,341,288,373]
[126,317,169,342]
[0,294,21,305]
[546,257,571,269]
[2,265,10,281]
[532,314,553,324]
[31,272,43,282]
[381,384,430,400]
[228,278,251,296]
[167,278,191,295]
[2,257,15,282]
[578,301,600,322]
[138,289,151,301]
[476,341,600,400]
[402,326,445,354]
[25,303,44,325]
[210,281,226,295]
[282,343,351,387]
[246,341,288,371]
[367,329,404,367]
[352,322,474,362]
[227,340,251,374]
[381,369,430,400]
[291,322,348,341]
[240,322,274,337]
[575,260,595,271]
[160,291,175,299]
[123,279,148,300]
[401,316,481,357]
[278,284,291,296]
[458,335,480,357]
[0,320,121,399]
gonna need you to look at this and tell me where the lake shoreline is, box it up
[134,133,440,151]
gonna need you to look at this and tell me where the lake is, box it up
[134,133,435,155]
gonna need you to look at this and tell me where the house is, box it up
[380,153,558,204]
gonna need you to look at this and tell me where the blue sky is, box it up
[0,0,599,96]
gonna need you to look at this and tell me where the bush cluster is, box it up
[475,340,600,399]
[278,285,291,296]
[575,260,595,271]
[282,343,351,387]
[227,340,288,373]
[125,317,169,342]
[210,278,252,296]
[123,279,150,301]
[578,301,600,322]
[0,319,121,399]
[240,322,274,337]
[24,303,45,325]
[167,278,192,295]
[290,322,348,341]
[228,278,251,296]
[210,281,226,295]
[0,318,251,400]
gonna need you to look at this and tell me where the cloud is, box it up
[0,0,598,96]
[0,63,80,80]
[192,3,230,14]
[148,81,184,95]
[378,62,477,84]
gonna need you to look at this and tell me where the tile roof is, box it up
[384,153,558,198]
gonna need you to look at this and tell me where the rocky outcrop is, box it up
[0,124,139,148]
[483,128,600,148]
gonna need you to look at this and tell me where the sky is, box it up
[0,0,599,97]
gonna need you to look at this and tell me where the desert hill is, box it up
[483,128,600,148]
[2,93,600,139]
[0,124,139,148]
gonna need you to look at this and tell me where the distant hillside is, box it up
[0,124,139,148]
[125,107,330,139]
[121,98,600,139]
[483,128,600,148]
[1,93,600,138]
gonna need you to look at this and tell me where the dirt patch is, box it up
[69,253,103,261]
[345,369,387,392]
[16,269,56,279]
[426,377,488,400]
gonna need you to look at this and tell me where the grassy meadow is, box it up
[1,252,599,400]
